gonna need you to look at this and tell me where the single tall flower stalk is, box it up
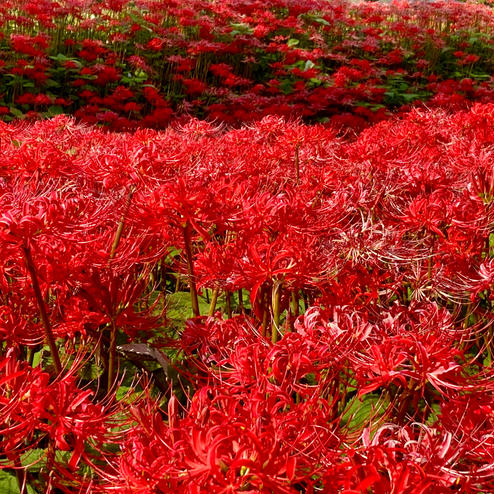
[271,280,282,344]
[208,287,219,316]
[183,221,200,317]
[22,243,62,374]
[108,187,134,392]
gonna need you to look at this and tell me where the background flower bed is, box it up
[0,0,493,130]
[1,103,494,492]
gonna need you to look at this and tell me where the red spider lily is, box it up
[10,34,50,57]
[0,102,492,492]
[0,351,122,478]
[339,423,466,494]
[439,391,494,490]
[109,378,341,493]
[1,0,492,128]
[350,303,492,402]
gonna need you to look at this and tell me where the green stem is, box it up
[107,317,117,393]
[463,302,472,330]
[208,287,219,316]
[183,222,200,317]
[107,187,134,393]
[22,245,62,374]
[43,440,55,494]
[14,456,27,494]
[288,290,298,332]
[291,290,298,317]
[272,281,282,344]
[109,187,134,260]
[237,288,244,313]
[225,291,232,319]
[261,286,268,338]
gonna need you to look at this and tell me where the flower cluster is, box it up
[0,103,493,491]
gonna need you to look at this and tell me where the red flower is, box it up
[33,93,53,106]
[94,65,121,86]
[146,37,165,51]
[182,78,208,95]
[123,102,142,113]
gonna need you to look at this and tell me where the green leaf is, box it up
[49,53,71,63]
[355,102,386,111]
[287,38,300,48]
[46,105,64,116]
[0,470,19,493]
[21,448,46,473]
[30,347,45,367]
[43,79,61,89]
[166,291,211,323]
[314,17,330,26]
[402,93,420,102]
[127,11,146,25]
[116,385,130,401]
[279,79,293,94]
[308,77,323,87]
[9,107,24,119]
[121,74,147,85]
[230,22,253,36]
[342,393,386,428]
[471,73,491,81]
[426,403,441,426]
[285,60,305,70]
[489,232,494,255]
[80,359,103,380]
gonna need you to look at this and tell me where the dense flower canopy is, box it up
[0,102,493,492]
[0,0,493,492]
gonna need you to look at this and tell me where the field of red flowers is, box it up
[1,0,494,493]
[1,0,493,130]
